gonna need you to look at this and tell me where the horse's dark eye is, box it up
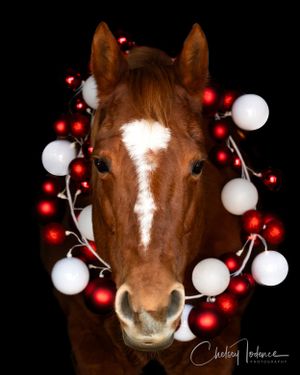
[94,159,110,173]
[191,160,204,175]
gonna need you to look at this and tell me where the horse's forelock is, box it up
[126,47,175,126]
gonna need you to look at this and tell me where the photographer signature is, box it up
[190,337,289,366]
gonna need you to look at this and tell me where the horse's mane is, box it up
[126,47,175,125]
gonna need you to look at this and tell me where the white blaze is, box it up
[121,120,171,249]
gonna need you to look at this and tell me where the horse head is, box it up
[91,22,210,351]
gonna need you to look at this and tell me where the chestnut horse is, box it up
[42,22,245,374]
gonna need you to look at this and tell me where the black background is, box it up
[16,3,295,374]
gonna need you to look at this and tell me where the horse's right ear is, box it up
[91,22,128,98]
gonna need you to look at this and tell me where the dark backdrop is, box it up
[17,4,295,374]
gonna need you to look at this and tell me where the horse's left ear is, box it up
[91,22,128,97]
[175,24,209,97]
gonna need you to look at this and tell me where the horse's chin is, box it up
[122,330,174,352]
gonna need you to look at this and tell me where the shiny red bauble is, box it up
[261,168,282,191]
[117,36,135,52]
[42,223,65,245]
[53,116,70,136]
[188,302,226,338]
[215,293,238,317]
[202,86,220,115]
[69,158,90,182]
[203,87,218,107]
[227,276,251,299]
[79,181,91,193]
[220,252,241,273]
[232,155,242,171]
[84,278,116,314]
[70,114,90,138]
[210,145,232,166]
[262,219,285,245]
[71,97,88,112]
[243,273,256,287]
[82,139,94,158]
[36,199,58,218]
[242,210,263,234]
[74,241,98,263]
[65,70,82,90]
[219,90,239,112]
[210,119,230,141]
[41,177,61,197]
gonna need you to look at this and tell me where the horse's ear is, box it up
[175,24,209,97]
[91,22,128,97]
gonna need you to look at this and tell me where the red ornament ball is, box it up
[116,34,135,52]
[74,241,98,264]
[70,114,90,138]
[242,210,263,234]
[42,223,65,245]
[210,145,232,167]
[41,178,61,197]
[69,158,90,182]
[53,116,70,136]
[220,252,241,273]
[65,70,82,90]
[215,293,238,317]
[79,180,91,193]
[227,276,251,299]
[210,119,230,141]
[243,273,256,287]
[36,199,58,218]
[203,87,218,107]
[219,90,239,112]
[71,97,88,112]
[84,278,116,314]
[232,155,242,171]
[262,219,285,245]
[82,139,94,158]
[261,168,282,191]
[262,212,278,226]
[188,302,226,338]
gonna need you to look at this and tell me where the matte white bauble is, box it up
[51,257,90,295]
[42,140,76,176]
[82,75,99,109]
[192,258,230,296]
[231,94,269,131]
[251,250,288,286]
[77,204,94,241]
[221,178,258,215]
[174,304,196,342]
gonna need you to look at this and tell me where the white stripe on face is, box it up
[121,120,171,249]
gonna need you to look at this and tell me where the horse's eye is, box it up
[191,160,204,175]
[94,158,110,173]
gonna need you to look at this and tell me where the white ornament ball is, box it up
[51,257,90,295]
[221,178,258,215]
[231,94,269,131]
[82,75,99,109]
[174,304,196,342]
[77,204,94,241]
[251,250,288,286]
[42,140,76,176]
[192,258,230,296]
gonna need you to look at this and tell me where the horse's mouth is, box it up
[122,330,174,352]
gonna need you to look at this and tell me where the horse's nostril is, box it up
[167,289,184,319]
[119,290,134,320]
